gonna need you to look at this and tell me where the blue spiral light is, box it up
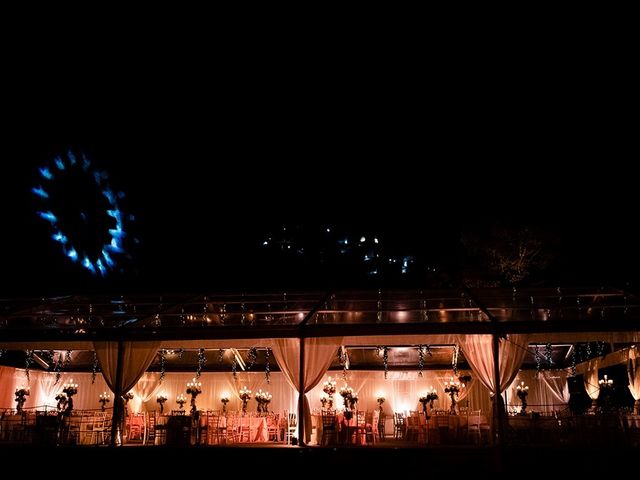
[32,150,128,276]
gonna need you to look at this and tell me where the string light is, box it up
[265,348,271,384]
[418,345,425,377]
[54,352,63,385]
[159,349,167,384]
[0,349,6,359]
[570,345,577,376]
[545,343,553,366]
[91,351,99,384]
[25,350,34,382]
[247,347,257,370]
[534,345,542,377]
[452,345,459,376]
[383,347,389,379]
[231,357,237,379]
[218,349,225,363]
[64,350,72,368]
[597,341,605,357]
[196,348,206,379]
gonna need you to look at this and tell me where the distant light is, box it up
[55,157,65,170]
[263,240,269,246]
[67,248,78,261]
[374,237,379,244]
[326,228,331,233]
[364,255,370,261]
[39,167,53,180]
[360,236,366,243]
[287,245,291,249]
[38,211,57,223]
[368,269,378,276]
[32,186,49,199]
[52,232,67,244]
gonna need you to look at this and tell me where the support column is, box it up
[110,340,125,446]
[297,335,305,446]
[492,333,503,445]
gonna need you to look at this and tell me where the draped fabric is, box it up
[131,373,162,413]
[506,370,569,413]
[307,369,492,436]
[584,369,600,401]
[93,341,160,395]
[457,334,530,394]
[271,337,341,443]
[0,365,15,408]
[628,348,640,412]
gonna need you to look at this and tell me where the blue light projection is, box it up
[32,150,129,276]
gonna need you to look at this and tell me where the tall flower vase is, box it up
[242,399,248,414]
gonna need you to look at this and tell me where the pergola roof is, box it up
[1,287,639,344]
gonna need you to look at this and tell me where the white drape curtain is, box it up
[93,341,160,394]
[457,334,530,394]
[584,369,600,401]
[506,370,569,413]
[0,365,15,407]
[628,348,640,412]
[271,337,342,443]
[307,370,492,435]
[131,373,163,413]
[0,368,109,410]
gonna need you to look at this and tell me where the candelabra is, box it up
[186,378,202,415]
[239,386,252,414]
[156,394,167,414]
[322,377,336,407]
[62,379,78,414]
[220,395,229,413]
[444,377,461,415]
[376,395,385,412]
[176,394,187,410]
[99,392,111,411]
[516,381,529,415]
[14,387,30,413]
[598,374,614,412]
[598,374,613,389]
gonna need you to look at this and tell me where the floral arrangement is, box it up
[339,386,358,410]
[176,394,187,409]
[322,378,337,397]
[220,396,229,412]
[239,386,252,401]
[255,389,272,413]
[123,392,134,402]
[15,387,30,412]
[156,394,167,414]
[55,393,67,411]
[15,387,30,398]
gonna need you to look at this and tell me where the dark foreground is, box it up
[1,445,636,474]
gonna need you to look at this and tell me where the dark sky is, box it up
[1,54,638,297]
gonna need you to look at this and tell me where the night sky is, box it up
[1,62,638,297]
